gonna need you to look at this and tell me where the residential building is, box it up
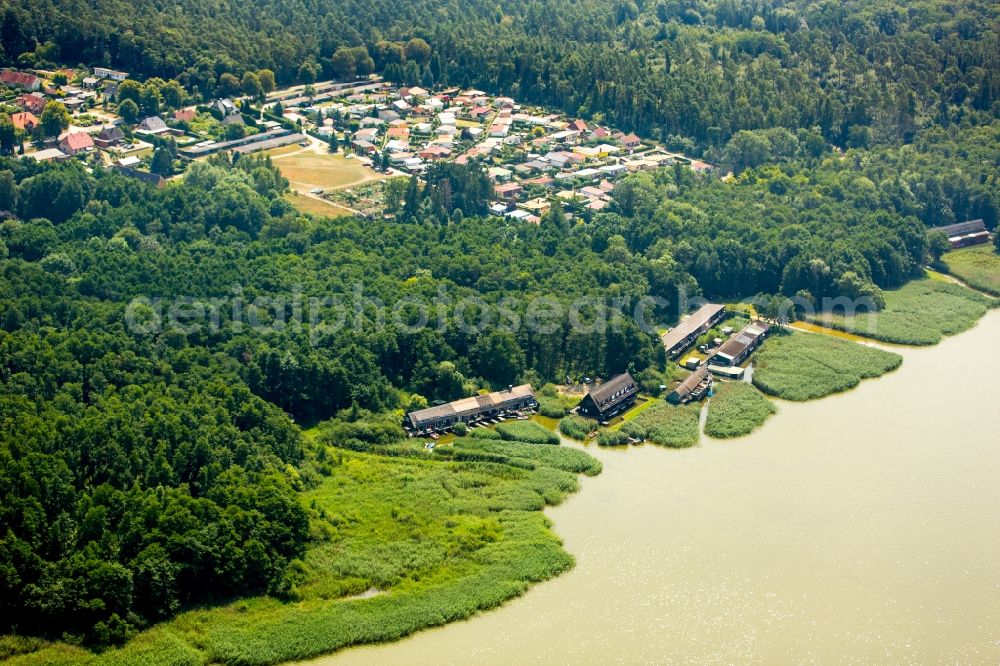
[404,384,537,434]
[93,67,129,81]
[59,131,95,156]
[577,373,639,422]
[1,70,41,91]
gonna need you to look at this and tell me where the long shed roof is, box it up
[661,303,726,351]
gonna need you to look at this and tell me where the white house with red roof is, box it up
[59,131,95,156]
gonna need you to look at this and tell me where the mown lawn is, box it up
[809,279,994,345]
[10,440,598,666]
[752,332,902,401]
[704,382,776,439]
[941,245,1000,296]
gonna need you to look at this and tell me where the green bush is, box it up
[452,422,469,436]
[753,332,902,401]
[495,421,559,445]
[704,382,775,438]
[595,429,630,446]
[558,414,597,440]
[619,403,700,448]
[537,397,567,418]
[469,427,502,440]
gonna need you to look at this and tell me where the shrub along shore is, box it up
[704,382,776,438]
[8,437,599,666]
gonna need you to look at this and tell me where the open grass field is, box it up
[620,402,701,448]
[267,146,382,190]
[704,382,776,439]
[10,440,598,666]
[284,192,354,217]
[941,245,1000,296]
[808,279,994,345]
[753,332,902,401]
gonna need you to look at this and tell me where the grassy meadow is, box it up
[619,402,701,448]
[941,246,1000,296]
[752,332,902,401]
[808,280,993,345]
[10,439,598,666]
[704,382,776,439]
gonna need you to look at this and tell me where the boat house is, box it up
[577,372,639,422]
[709,321,770,367]
[667,366,712,404]
[935,219,990,249]
[405,384,536,434]
[661,303,727,358]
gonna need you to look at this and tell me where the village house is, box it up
[577,372,639,422]
[136,116,170,135]
[173,108,197,123]
[11,112,38,132]
[212,98,240,117]
[419,145,451,160]
[58,131,95,156]
[404,384,536,435]
[1,70,41,91]
[661,303,727,358]
[17,92,47,114]
[619,133,642,150]
[31,148,69,162]
[93,125,125,148]
[351,139,377,153]
[93,67,129,81]
[494,182,524,200]
[709,322,770,367]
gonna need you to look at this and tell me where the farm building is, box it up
[405,385,537,434]
[577,372,639,422]
[661,303,727,358]
[934,219,989,248]
[709,322,770,367]
[667,366,712,405]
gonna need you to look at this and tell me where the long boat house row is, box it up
[661,303,727,358]
[576,372,639,423]
[404,384,537,435]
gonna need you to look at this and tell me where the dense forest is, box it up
[2,0,998,150]
[1,0,999,653]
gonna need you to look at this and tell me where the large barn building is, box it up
[405,384,536,434]
[661,304,727,358]
[934,219,990,249]
[577,372,639,422]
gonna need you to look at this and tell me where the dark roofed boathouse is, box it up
[577,372,639,422]
[709,321,770,367]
